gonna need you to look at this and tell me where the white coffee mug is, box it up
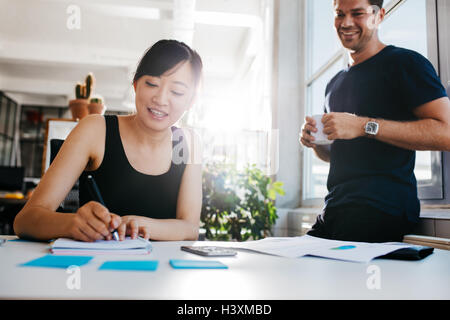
[311,114,333,145]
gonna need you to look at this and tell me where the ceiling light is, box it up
[194,11,261,29]
[88,4,160,20]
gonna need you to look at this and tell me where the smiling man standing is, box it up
[299,0,450,242]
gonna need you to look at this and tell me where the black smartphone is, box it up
[181,246,237,257]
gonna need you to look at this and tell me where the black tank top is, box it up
[79,115,188,219]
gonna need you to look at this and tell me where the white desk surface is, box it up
[1,235,449,300]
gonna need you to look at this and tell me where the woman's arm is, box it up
[13,115,120,241]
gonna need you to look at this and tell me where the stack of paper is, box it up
[230,235,413,263]
[50,237,152,255]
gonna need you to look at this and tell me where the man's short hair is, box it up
[368,0,384,10]
[333,0,384,9]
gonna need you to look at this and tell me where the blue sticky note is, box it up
[98,260,159,271]
[20,255,93,269]
[169,259,228,269]
[9,238,50,243]
[331,245,357,250]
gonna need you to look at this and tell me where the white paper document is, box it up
[49,237,152,255]
[231,235,412,263]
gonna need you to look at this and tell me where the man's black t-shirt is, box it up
[324,45,447,223]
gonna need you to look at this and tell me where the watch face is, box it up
[366,122,379,135]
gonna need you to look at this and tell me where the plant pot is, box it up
[88,102,106,115]
[69,99,89,120]
[26,110,43,124]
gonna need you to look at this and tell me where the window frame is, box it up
[422,0,450,206]
[416,0,443,200]
[0,91,19,166]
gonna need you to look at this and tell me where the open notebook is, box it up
[50,237,152,255]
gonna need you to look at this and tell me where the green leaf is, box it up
[267,189,277,201]
[201,162,286,241]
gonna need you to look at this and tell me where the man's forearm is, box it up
[375,118,450,151]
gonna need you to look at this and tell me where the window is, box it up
[380,0,442,199]
[303,0,342,200]
[303,57,343,199]
[0,92,19,166]
[182,0,275,173]
[303,0,445,201]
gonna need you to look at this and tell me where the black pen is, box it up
[86,175,120,241]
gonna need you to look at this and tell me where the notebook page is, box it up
[50,237,151,250]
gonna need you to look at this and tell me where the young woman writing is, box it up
[14,40,203,242]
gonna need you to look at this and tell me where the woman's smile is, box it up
[147,107,169,120]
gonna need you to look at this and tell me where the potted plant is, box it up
[69,73,94,120]
[88,95,106,115]
[201,163,285,241]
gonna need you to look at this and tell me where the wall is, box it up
[273,0,304,209]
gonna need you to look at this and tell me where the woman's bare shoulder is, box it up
[76,114,106,130]
[63,114,106,160]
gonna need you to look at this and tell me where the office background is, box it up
[0,0,449,238]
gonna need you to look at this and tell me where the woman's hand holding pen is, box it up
[67,201,122,242]
[117,215,151,241]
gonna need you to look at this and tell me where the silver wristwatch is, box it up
[364,120,379,137]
